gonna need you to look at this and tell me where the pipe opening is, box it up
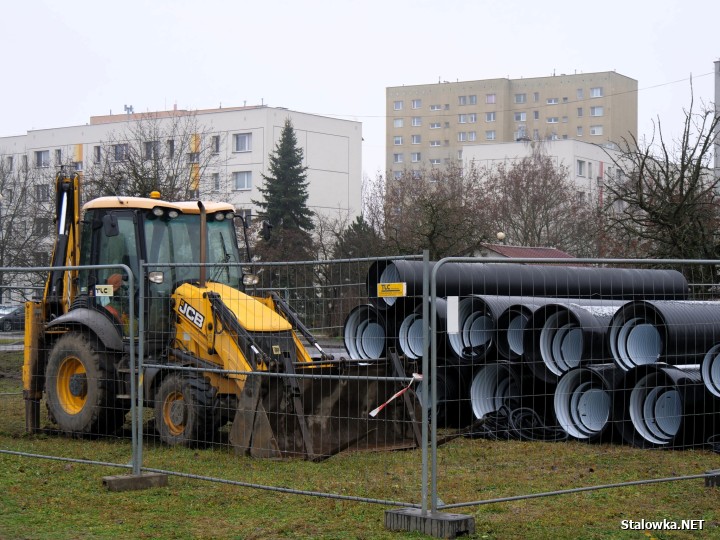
[554,370,611,440]
[470,363,520,419]
[506,314,528,356]
[701,343,720,397]
[628,373,682,445]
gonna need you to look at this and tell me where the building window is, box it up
[35,150,50,168]
[113,144,129,162]
[394,100,403,111]
[211,135,220,154]
[233,133,252,152]
[590,87,603,98]
[35,217,51,236]
[54,149,62,164]
[485,130,496,141]
[412,117,422,126]
[430,104,442,111]
[411,99,421,109]
[468,95,477,105]
[187,152,199,164]
[562,116,568,123]
[233,171,252,190]
[93,146,101,164]
[35,184,49,201]
[514,112,526,122]
[411,152,421,163]
[577,126,583,136]
[485,112,496,122]
[430,158,441,165]
[21,155,28,170]
[468,131,477,141]
[393,153,404,163]
[514,93,526,104]
[430,140,441,147]
[533,111,539,120]
[547,97,559,105]
[533,92,540,102]
[533,129,539,140]
[167,139,175,158]
[590,106,604,117]
[430,122,441,129]
[547,117,559,124]
[393,136,403,145]
[212,172,220,191]
[588,162,593,180]
[5,156,13,171]
[486,94,496,104]
[457,132,467,142]
[411,135,421,144]
[444,122,450,128]
[577,107,583,117]
[459,96,467,106]
[468,113,477,123]
[590,125,604,136]
[458,114,467,124]
[73,161,83,171]
[457,150,463,160]
[393,118,404,128]
[393,171,402,179]
[577,160,586,177]
[144,141,159,160]
[577,88,584,99]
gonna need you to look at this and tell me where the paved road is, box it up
[0,332,23,351]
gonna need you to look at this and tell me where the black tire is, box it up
[45,333,126,436]
[2,320,12,332]
[154,373,221,447]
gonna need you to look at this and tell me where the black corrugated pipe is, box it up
[366,260,689,310]
[523,300,628,383]
[496,298,562,361]
[416,362,474,428]
[701,343,720,398]
[608,300,720,371]
[448,295,552,363]
[612,363,715,448]
[342,304,391,360]
[397,297,454,361]
[553,363,624,443]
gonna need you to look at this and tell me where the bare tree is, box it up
[602,92,720,269]
[482,142,602,256]
[84,111,225,201]
[0,156,55,302]
[373,163,491,260]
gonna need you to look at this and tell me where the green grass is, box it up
[2,348,720,539]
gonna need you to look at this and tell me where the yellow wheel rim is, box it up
[56,357,87,415]
[163,391,187,436]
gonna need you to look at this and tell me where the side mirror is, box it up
[102,214,119,237]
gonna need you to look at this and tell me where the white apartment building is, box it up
[0,105,363,221]
[463,139,621,202]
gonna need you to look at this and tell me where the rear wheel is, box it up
[45,333,126,436]
[154,373,221,447]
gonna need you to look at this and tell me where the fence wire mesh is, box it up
[2,256,720,531]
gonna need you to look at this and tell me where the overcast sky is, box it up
[2,0,718,179]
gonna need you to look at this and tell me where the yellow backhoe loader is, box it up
[23,171,420,460]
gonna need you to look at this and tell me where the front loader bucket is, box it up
[230,360,421,460]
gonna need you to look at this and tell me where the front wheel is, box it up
[45,333,126,436]
[154,373,221,447]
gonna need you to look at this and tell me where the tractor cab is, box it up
[77,195,247,344]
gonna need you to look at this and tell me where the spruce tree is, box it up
[252,118,315,262]
[253,118,314,232]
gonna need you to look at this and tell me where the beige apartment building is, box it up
[386,71,637,177]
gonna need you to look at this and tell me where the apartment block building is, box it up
[386,71,637,176]
[0,105,363,221]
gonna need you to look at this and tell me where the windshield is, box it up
[144,213,244,288]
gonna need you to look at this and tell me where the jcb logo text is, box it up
[179,300,205,329]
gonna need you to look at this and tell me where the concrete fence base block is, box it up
[102,472,168,492]
[705,470,720,488]
[385,508,475,539]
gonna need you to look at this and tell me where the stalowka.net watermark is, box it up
[621,519,704,531]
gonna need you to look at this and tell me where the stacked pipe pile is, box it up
[342,259,720,448]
